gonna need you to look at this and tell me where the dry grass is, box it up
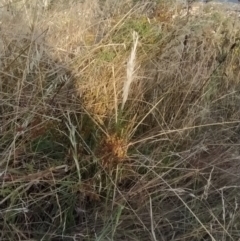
[1,0,240,240]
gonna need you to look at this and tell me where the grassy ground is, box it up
[1,0,240,240]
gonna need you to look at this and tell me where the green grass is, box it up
[1,0,240,240]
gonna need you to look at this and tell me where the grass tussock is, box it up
[1,0,240,240]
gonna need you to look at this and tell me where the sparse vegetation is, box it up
[1,0,240,240]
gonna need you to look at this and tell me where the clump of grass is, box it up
[1,0,240,240]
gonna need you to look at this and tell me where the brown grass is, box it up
[1,0,240,240]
